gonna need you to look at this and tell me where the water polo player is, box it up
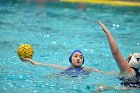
[20,50,103,77]
[99,20,140,88]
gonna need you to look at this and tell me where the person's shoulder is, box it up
[83,67,99,72]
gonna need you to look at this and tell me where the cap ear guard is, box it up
[128,53,140,69]
[69,55,72,63]
[136,58,140,62]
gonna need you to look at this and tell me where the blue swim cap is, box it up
[69,50,84,64]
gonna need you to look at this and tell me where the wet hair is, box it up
[69,50,84,64]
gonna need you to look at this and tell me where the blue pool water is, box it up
[0,2,140,93]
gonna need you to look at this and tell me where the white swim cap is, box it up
[128,53,140,69]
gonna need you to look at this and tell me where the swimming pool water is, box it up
[0,2,140,93]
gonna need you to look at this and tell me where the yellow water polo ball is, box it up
[17,44,34,59]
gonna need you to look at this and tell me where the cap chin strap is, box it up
[71,65,82,68]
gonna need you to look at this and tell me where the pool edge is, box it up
[60,0,140,7]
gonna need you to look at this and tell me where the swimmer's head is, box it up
[69,50,84,67]
[127,53,140,69]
